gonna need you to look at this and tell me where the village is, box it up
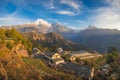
[4,36,120,80]
[4,36,115,80]
[30,47,103,80]
[4,37,116,80]
[1,31,120,80]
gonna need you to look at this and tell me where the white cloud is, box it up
[89,0,120,30]
[48,18,58,22]
[44,0,55,9]
[104,0,120,10]
[56,10,76,16]
[59,0,81,10]
[44,0,82,16]
[0,15,33,26]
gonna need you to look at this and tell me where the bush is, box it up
[6,41,14,50]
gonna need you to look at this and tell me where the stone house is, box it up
[44,52,65,65]
[69,56,76,61]
[98,64,111,76]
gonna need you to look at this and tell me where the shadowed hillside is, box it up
[76,27,120,52]
[24,32,88,51]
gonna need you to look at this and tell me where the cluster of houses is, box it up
[31,47,103,80]
[56,62,94,80]
[98,64,111,76]
[98,64,120,79]
[32,47,65,65]
[10,44,103,80]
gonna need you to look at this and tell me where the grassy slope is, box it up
[0,45,43,80]
[23,57,82,80]
[0,28,82,80]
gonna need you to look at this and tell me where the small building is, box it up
[98,64,111,76]
[31,48,45,58]
[57,47,63,53]
[32,47,41,54]
[69,56,76,61]
[44,52,65,65]
[68,51,103,60]
[69,51,93,57]
[102,64,111,69]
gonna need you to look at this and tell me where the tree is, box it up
[106,46,118,63]
[6,41,14,50]
[107,46,118,56]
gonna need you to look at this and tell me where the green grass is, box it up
[22,57,82,80]
[83,56,106,68]
[23,57,56,74]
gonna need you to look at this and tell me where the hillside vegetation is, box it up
[0,28,32,52]
[0,28,82,80]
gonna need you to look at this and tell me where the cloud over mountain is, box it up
[89,0,120,29]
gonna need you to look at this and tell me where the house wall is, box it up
[55,60,64,65]
[52,53,61,59]
[70,56,76,61]
[89,68,94,80]
[71,53,92,57]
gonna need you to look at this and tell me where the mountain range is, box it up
[76,26,120,52]
[2,19,77,40]
[24,31,87,51]
[1,19,120,53]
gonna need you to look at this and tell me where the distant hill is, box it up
[24,32,87,51]
[76,26,120,52]
[3,20,120,53]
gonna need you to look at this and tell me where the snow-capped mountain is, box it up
[17,18,74,33]
[85,25,98,30]
[1,18,78,39]
[51,22,73,32]
[34,19,51,27]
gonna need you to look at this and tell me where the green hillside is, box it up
[0,28,81,80]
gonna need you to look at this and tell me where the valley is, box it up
[0,27,120,80]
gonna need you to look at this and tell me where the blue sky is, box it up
[0,0,120,29]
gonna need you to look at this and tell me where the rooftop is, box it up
[69,51,92,56]
[57,62,94,79]
[44,52,55,58]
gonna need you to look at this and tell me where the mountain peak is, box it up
[34,18,51,27]
[52,22,64,26]
[86,25,98,30]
